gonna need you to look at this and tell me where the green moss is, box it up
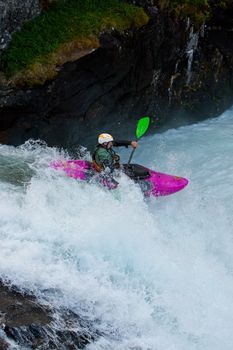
[159,0,210,25]
[218,0,233,9]
[159,0,233,25]
[0,0,148,78]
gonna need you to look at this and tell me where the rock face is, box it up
[0,3,233,150]
[0,281,51,348]
[0,282,97,349]
[0,0,40,51]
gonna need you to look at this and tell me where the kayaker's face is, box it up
[106,142,113,149]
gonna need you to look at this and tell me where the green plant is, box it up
[159,0,210,25]
[0,0,148,82]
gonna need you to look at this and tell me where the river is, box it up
[0,108,233,349]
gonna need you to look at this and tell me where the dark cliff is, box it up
[0,1,233,149]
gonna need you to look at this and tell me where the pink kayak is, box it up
[51,160,188,197]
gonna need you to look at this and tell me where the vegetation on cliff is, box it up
[158,0,233,25]
[0,0,148,85]
[0,0,231,86]
[159,0,209,24]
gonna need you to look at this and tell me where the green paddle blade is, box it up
[136,116,150,139]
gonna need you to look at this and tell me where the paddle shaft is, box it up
[127,140,138,164]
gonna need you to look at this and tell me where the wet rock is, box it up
[0,282,97,349]
[0,0,41,51]
[0,283,51,328]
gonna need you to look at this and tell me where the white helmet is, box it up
[98,133,114,144]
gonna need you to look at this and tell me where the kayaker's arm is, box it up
[113,140,137,148]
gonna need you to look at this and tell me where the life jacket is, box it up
[92,145,120,172]
[92,159,102,172]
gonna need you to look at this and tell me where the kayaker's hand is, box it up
[131,141,138,148]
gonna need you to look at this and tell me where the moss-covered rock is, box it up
[0,0,148,85]
[157,0,233,26]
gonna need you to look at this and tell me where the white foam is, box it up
[0,109,233,349]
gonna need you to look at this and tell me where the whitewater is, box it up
[0,107,233,349]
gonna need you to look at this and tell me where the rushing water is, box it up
[0,108,233,349]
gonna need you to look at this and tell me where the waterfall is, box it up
[186,26,199,85]
[168,61,179,104]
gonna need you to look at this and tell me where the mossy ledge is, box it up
[0,0,148,86]
[158,0,233,26]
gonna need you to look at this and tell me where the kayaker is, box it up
[92,133,138,173]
